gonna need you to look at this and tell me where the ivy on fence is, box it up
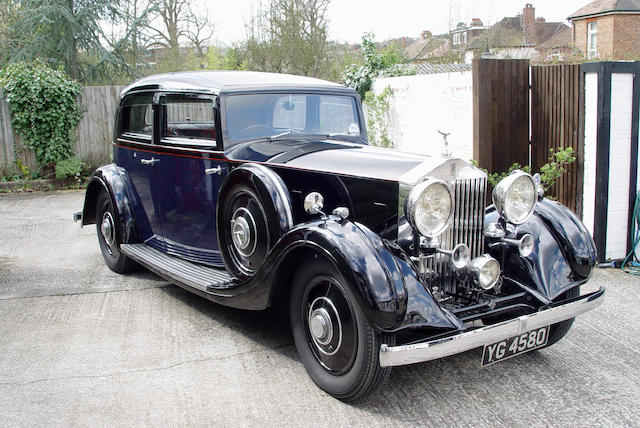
[0,60,83,169]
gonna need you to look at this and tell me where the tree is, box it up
[147,0,215,70]
[243,0,333,78]
[7,0,138,83]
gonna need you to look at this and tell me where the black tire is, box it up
[96,191,137,274]
[218,184,276,279]
[290,256,395,402]
[543,286,580,348]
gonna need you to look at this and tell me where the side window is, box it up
[120,94,153,137]
[162,94,216,142]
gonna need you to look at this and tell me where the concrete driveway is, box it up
[0,190,638,427]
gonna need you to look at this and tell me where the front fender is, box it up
[81,164,139,244]
[486,198,597,301]
[256,218,459,332]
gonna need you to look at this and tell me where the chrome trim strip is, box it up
[379,287,605,367]
[116,137,225,155]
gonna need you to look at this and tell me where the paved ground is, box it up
[0,190,638,427]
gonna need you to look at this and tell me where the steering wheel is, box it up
[233,125,273,140]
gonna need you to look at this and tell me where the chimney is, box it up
[522,3,536,44]
[471,18,483,27]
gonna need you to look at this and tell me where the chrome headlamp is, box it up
[405,178,454,238]
[492,170,537,225]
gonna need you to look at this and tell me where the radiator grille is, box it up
[426,174,487,292]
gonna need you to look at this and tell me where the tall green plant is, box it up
[342,33,415,98]
[364,86,393,148]
[0,61,83,167]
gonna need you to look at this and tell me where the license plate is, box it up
[481,325,550,367]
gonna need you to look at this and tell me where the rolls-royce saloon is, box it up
[76,71,604,401]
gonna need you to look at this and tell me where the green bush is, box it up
[342,33,415,98]
[0,60,83,167]
[472,147,576,194]
[55,156,83,180]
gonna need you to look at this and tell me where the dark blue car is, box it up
[77,71,604,401]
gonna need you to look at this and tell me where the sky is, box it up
[205,0,590,45]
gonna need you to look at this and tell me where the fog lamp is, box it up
[470,254,500,290]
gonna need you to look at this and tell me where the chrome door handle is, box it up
[140,158,159,165]
[205,166,222,175]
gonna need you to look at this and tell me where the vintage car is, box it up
[76,71,604,401]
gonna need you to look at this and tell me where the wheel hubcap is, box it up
[230,207,257,257]
[101,212,115,247]
[308,296,342,356]
[309,308,333,345]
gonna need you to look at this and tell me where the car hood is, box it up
[227,139,473,184]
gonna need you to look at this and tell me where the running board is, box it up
[121,243,236,292]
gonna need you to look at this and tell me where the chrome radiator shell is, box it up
[424,167,488,291]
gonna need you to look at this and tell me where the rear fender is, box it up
[81,164,140,244]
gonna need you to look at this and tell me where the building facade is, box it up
[569,0,640,59]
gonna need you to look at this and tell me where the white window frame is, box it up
[587,21,598,58]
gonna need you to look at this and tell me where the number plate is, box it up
[481,325,550,367]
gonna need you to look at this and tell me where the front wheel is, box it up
[543,286,580,348]
[96,191,136,274]
[290,256,395,402]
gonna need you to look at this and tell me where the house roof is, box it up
[568,0,640,20]
[536,26,572,50]
[416,63,472,74]
[404,37,447,61]
[467,16,569,50]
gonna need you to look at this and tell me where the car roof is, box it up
[121,71,355,97]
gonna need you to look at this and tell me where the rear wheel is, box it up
[96,191,136,274]
[290,256,394,402]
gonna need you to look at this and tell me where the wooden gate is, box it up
[531,64,585,216]
[472,59,530,175]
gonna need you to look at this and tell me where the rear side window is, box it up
[120,94,153,137]
[162,95,216,142]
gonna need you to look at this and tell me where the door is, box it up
[156,93,227,267]
[114,93,164,245]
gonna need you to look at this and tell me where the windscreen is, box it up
[224,93,361,144]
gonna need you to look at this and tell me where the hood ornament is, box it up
[438,129,452,159]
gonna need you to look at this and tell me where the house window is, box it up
[587,21,597,58]
[453,33,460,45]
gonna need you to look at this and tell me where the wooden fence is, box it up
[531,64,585,216]
[0,85,124,176]
[472,59,530,175]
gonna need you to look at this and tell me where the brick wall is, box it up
[597,16,615,58]
[613,15,640,59]
[572,14,640,59]
[573,20,587,53]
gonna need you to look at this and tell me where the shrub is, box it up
[55,156,83,180]
[473,147,576,194]
[0,61,83,167]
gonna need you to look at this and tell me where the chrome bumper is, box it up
[379,287,605,367]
